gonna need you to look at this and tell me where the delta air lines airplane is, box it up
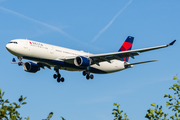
[6,36,176,83]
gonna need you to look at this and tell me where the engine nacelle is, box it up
[23,62,40,73]
[74,56,91,67]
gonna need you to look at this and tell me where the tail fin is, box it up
[118,36,134,62]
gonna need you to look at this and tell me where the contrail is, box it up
[0,6,105,51]
[0,6,76,41]
[91,0,133,42]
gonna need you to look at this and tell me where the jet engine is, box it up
[23,62,40,73]
[74,56,91,67]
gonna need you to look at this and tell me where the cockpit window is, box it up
[9,41,18,44]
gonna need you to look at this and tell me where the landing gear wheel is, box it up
[18,62,23,66]
[83,71,87,76]
[90,74,94,79]
[86,75,90,80]
[61,77,65,82]
[53,74,57,79]
[57,78,61,83]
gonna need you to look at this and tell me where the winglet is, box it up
[169,40,176,46]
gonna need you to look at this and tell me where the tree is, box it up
[112,103,129,120]
[0,88,28,120]
[111,76,180,120]
[2,75,180,120]
[145,75,180,120]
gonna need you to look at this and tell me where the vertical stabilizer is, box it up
[118,36,134,62]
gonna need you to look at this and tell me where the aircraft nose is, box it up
[6,44,10,50]
[6,43,15,52]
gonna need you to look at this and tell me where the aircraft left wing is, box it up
[88,40,176,64]
[59,40,176,65]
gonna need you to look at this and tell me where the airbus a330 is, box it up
[6,36,176,83]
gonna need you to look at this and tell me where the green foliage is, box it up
[0,88,28,120]
[61,116,66,120]
[43,112,54,120]
[145,76,180,120]
[112,103,129,120]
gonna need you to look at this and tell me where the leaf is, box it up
[178,109,180,113]
[173,88,177,91]
[2,92,5,97]
[150,109,153,114]
[170,116,174,119]
[164,94,168,97]
[124,113,127,118]
[112,112,116,115]
[23,97,27,101]
[16,105,20,108]
[113,103,117,106]
[175,113,177,117]
[169,95,172,98]
[151,103,156,107]
[22,102,27,105]
[166,103,170,107]
[5,99,9,103]
[13,102,17,106]
[173,76,178,80]
[61,117,66,120]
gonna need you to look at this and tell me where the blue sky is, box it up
[1,0,180,120]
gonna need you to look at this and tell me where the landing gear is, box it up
[18,57,23,66]
[54,67,65,83]
[83,71,94,80]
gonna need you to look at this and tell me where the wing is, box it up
[58,40,176,65]
[89,40,176,64]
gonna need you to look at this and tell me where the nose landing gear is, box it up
[54,68,65,83]
[83,71,94,80]
[17,57,23,66]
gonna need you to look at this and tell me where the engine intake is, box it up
[74,56,91,67]
[23,62,40,73]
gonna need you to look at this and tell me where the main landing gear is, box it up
[53,68,64,83]
[83,71,94,80]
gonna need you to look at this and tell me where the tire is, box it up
[61,77,65,82]
[83,71,86,76]
[53,74,57,79]
[57,78,61,83]
[86,75,90,80]
[18,62,23,66]
[90,74,94,79]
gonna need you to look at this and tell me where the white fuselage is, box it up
[6,39,130,74]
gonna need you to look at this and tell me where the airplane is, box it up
[6,36,176,83]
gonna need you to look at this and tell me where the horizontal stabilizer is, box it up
[11,58,18,64]
[126,60,158,66]
[169,40,176,46]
